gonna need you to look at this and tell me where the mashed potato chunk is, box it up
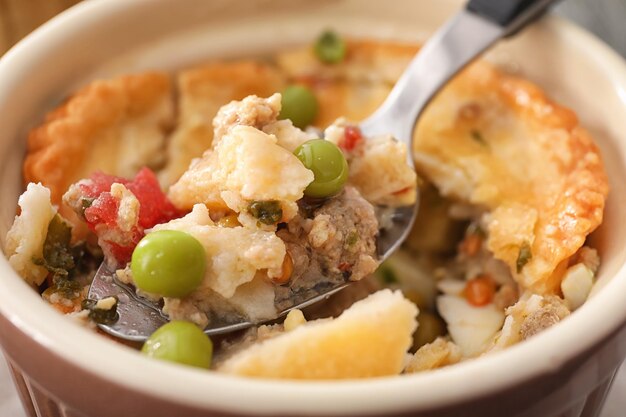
[168,97,314,224]
[345,135,417,206]
[217,126,313,205]
[325,122,417,207]
[5,183,57,286]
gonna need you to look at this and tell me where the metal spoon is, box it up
[89,0,560,342]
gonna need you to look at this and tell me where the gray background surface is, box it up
[556,0,626,56]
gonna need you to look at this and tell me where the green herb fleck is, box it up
[42,276,82,299]
[33,214,75,277]
[516,242,533,273]
[314,30,346,64]
[248,200,283,225]
[470,130,488,147]
[81,298,119,325]
[345,231,359,248]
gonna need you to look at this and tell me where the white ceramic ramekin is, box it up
[1,1,626,416]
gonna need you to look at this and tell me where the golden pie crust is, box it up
[413,61,608,294]
[22,39,608,295]
[159,61,286,186]
[23,72,173,205]
[218,289,417,379]
[279,39,608,295]
[276,40,419,127]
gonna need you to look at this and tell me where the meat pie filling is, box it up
[4,31,607,377]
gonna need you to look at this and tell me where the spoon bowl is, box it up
[89,0,560,341]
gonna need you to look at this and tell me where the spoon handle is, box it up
[468,0,561,35]
[360,0,561,143]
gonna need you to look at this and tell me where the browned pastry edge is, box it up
[498,70,609,293]
[23,72,171,204]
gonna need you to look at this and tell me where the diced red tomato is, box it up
[340,125,363,152]
[80,168,181,264]
[81,168,179,228]
[106,240,142,266]
[84,193,119,228]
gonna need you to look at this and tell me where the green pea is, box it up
[141,321,213,369]
[314,30,346,64]
[295,139,348,198]
[131,230,206,298]
[279,85,318,129]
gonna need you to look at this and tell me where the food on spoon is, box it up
[123,93,390,327]
[4,32,608,379]
[294,139,348,198]
[63,168,179,265]
[5,183,94,314]
[81,297,119,325]
[325,122,417,206]
[167,94,315,221]
[131,230,206,298]
[144,203,287,325]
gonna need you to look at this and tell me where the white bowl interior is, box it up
[1,0,626,415]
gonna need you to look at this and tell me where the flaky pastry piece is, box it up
[413,61,608,294]
[276,40,419,127]
[160,61,286,186]
[218,289,417,379]
[404,337,462,373]
[24,73,173,206]
[276,39,420,85]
